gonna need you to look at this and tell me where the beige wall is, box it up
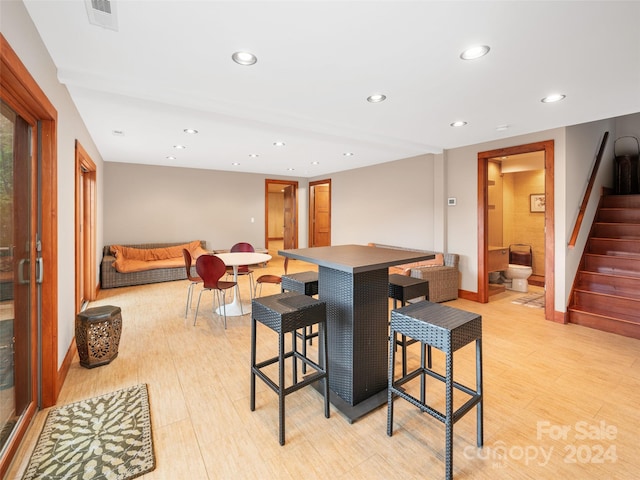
[487,160,503,248]
[316,154,440,250]
[503,170,545,276]
[103,162,305,250]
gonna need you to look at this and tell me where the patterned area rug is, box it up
[511,293,545,308]
[23,384,155,480]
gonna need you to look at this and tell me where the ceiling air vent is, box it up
[85,0,118,31]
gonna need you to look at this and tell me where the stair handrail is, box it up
[568,131,609,248]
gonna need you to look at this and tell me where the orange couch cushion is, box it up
[113,257,185,273]
[111,241,207,273]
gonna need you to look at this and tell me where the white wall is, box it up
[103,162,306,250]
[1,0,105,368]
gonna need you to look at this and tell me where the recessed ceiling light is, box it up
[287,168,295,171]
[249,153,259,158]
[232,162,240,166]
[311,161,320,165]
[232,51,257,66]
[460,45,490,60]
[343,152,354,157]
[173,145,186,149]
[367,94,386,103]
[541,93,566,103]
[496,124,509,131]
[450,121,468,127]
[183,128,198,134]
[273,141,286,147]
[166,156,176,160]
[112,130,124,136]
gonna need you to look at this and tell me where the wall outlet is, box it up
[448,197,457,206]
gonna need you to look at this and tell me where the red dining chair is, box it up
[227,242,256,297]
[254,257,289,297]
[182,249,203,319]
[194,254,238,329]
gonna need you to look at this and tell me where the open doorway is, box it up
[477,140,555,321]
[265,179,298,255]
[75,141,97,311]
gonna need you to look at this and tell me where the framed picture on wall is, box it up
[530,193,545,213]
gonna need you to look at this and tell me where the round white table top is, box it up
[214,252,272,266]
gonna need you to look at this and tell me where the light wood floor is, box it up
[7,251,640,479]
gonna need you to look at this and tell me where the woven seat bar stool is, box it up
[388,274,430,377]
[281,270,320,372]
[281,270,319,296]
[387,301,483,480]
[250,291,330,445]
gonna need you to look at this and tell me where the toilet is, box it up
[504,264,533,292]
[503,244,533,293]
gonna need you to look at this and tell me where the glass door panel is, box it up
[0,100,33,453]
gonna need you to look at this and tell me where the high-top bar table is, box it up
[279,244,435,422]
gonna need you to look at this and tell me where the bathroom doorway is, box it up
[477,140,555,321]
[264,179,298,255]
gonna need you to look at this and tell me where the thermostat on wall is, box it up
[448,197,457,206]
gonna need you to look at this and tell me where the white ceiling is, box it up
[23,0,640,178]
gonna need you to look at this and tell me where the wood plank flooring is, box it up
[6,251,640,479]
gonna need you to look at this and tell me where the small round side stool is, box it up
[75,305,122,369]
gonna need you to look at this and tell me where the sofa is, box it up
[101,240,207,289]
[369,243,460,303]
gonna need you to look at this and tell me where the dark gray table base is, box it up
[318,265,389,421]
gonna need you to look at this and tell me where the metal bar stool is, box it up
[250,291,330,445]
[388,274,430,377]
[387,301,483,480]
[281,270,320,372]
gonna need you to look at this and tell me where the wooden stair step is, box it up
[597,208,640,223]
[591,222,640,239]
[568,193,640,340]
[601,194,640,209]
[587,238,640,257]
[576,271,640,299]
[572,290,640,320]
[568,306,640,340]
[583,254,640,277]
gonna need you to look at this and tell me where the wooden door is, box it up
[283,185,295,249]
[1,35,59,476]
[309,180,331,247]
[75,141,96,311]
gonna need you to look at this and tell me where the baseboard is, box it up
[457,289,478,301]
[57,337,77,400]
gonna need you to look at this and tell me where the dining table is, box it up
[214,251,272,316]
[278,244,435,422]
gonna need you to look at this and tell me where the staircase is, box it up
[568,193,640,339]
